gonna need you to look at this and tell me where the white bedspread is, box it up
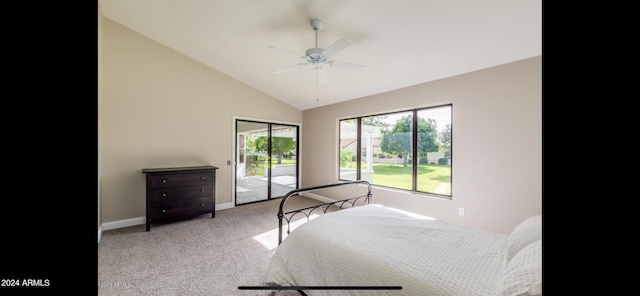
[266,204,509,296]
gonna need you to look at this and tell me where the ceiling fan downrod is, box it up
[306,19,325,65]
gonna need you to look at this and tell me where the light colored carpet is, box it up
[98,196,324,295]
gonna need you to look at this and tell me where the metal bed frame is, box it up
[277,180,372,245]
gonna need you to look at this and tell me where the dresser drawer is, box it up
[149,172,214,189]
[149,197,213,222]
[149,185,213,200]
[143,166,218,231]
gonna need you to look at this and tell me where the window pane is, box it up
[367,112,413,190]
[339,119,358,181]
[338,105,452,198]
[416,106,452,195]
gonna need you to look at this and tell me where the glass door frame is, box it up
[234,117,299,206]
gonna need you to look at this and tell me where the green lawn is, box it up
[255,158,450,194]
[248,157,297,176]
[370,163,450,192]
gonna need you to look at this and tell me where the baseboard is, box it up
[216,202,234,211]
[301,192,332,203]
[300,192,355,208]
[98,202,235,235]
[102,216,147,231]
[97,197,343,243]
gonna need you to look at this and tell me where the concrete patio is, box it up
[236,175,297,205]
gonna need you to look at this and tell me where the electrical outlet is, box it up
[458,207,464,216]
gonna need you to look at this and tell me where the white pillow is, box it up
[506,215,542,260]
[497,239,542,296]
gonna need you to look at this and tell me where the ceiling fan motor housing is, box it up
[305,48,326,63]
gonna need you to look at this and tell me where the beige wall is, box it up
[301,56,542,234]
[99,8,541,235]
[100,16,302,225]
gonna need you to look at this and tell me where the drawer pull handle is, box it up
[162,179,167,183]
[162,210,166,213]
[201,176,206,180]
[201,189,205,192]
[162,193,166,197]
[201,203,205,206]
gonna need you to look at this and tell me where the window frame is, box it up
[338,104,452,199]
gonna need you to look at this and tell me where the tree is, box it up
[417,118,441,163]
[380,115,440,167]
[440,124,452,158]
[340,146,354,168]
[254,136,296,164]
[362,116,391,129]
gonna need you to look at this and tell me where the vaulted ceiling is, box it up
[99,0,542,111]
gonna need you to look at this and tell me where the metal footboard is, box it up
[277,180,372,245]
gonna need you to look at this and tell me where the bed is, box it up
[265,181,542,296]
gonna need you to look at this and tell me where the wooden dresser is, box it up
[142,165,218,231]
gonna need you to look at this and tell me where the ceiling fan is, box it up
[270,19,367,85]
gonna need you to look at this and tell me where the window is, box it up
[339,105,452,197]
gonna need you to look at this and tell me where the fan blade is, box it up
[328,60,367,71]
[321,39,351,58]
[268,46,304,58]
[273,63,309,74]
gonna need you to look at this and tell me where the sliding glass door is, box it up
[235,120,298,205]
